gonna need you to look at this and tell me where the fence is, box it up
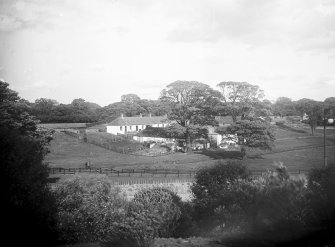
[48,167,310,177]
[48,167,197,177]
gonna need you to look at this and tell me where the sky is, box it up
[0,0,335,106]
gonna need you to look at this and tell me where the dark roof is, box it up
[108,116,168,126]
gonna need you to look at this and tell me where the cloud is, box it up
[0,14,23,32]
[165,0,335,52]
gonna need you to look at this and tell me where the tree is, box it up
[31,98,59,122]
[273,97,297,117]
[0,80,59,246]
[216,117,275,158]
[191,161,249,232]
[160,81,220,152]
[324,97,335,120]
[296,98,323,135]
[254,99,273,118]
[121,93,141,104]
[217,81,264,122]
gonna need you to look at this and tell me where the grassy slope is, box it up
[46,132,214,169]
[46,128,335,171]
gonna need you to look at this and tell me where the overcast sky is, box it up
[1,0,335,106]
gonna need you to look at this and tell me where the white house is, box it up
[106,114,169,135]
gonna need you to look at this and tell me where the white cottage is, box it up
[106,114,169,135]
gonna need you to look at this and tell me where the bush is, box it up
[86,132,145,153]
[102,201,162,247]
[243,166,309,240]
[191,161,249,233]
[133,187,182,238]
[54,175,127,244]
[305,165,335,245]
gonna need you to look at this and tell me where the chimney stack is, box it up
[149,113,151,117]
[140,113,142,117]
[121,113,124,118]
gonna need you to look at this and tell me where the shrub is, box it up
[133,187,182,238]
[244,166,309,240]
[54,175,127,244]
[306,165,335,244]
[191,161,249,233]
[101,201,162,247]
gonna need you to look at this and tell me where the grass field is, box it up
[45,127,335,172]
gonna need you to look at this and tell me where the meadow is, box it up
[45,127,335,172]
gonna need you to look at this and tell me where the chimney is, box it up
[121,113,124,118]
[149,113,151,117]
[140,113,142,117]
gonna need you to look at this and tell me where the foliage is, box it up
[216,118,275,156]
[216,81,264,122]
[191,161,250,233]
[86,132,145,153]
[324,97,335,120]
[296,98,323,135]
[160,81,220,151]
[54,175,128,244]
[29,97,100,123]
[0,80,59,246]
[97,98,171,123]
[273,97,297,117]
[192,161,309,244]
[133,187,182,238]
[307,165,335,231]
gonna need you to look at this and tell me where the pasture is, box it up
[45,127,335,172]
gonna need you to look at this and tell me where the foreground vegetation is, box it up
[52,162,335,247]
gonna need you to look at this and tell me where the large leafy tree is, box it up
[160,81,220,151]
[121,93,141,104]
[273,97,297,117]
[296,98,323,135]
[216,118,275,157]
[0,80,59,246]
[324,97,335,120]
[217,81,264,122]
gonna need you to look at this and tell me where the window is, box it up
[120,126,122,131]
[129,126,132,130]
[136,125,138,131]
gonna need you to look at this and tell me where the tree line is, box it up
[11,80,335,153]
[19,81,335,126]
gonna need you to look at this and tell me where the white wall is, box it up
[107,123,168,135]
[133,136,174,143]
